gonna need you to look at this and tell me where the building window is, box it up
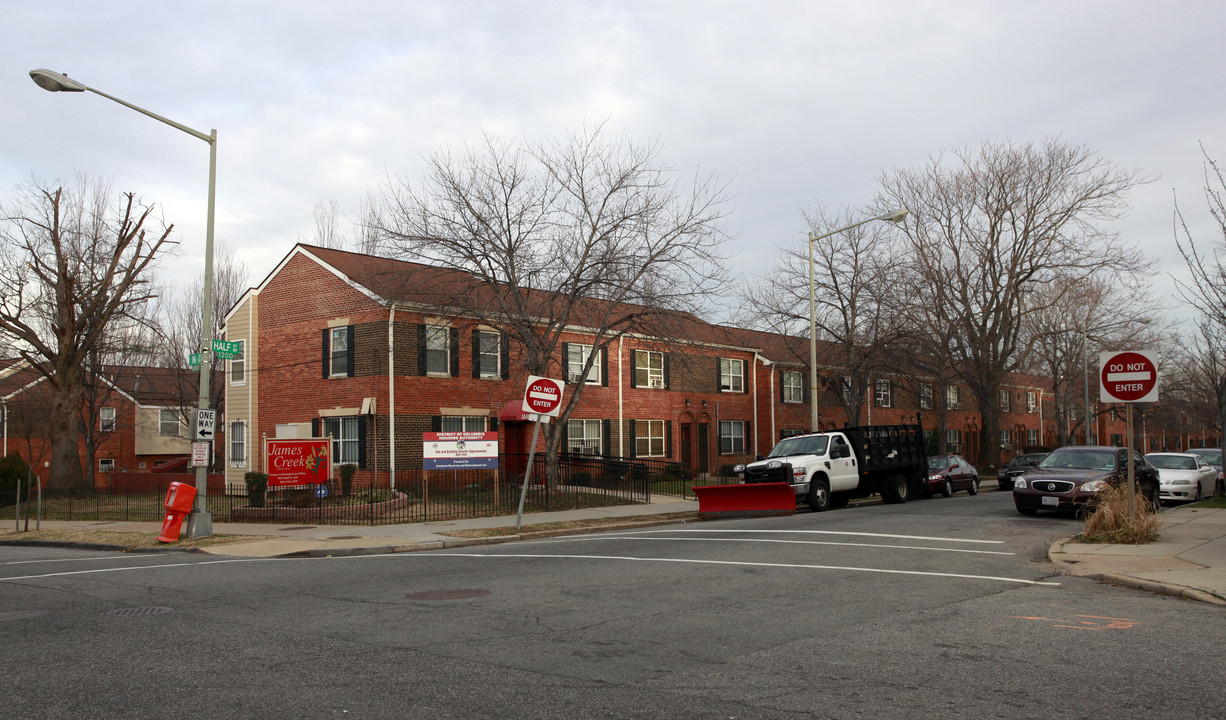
[425,325,450,375]
[720,358,744,392]
[782,370,803,404]
[475,330,500,379]
[100,407,116,432]
[1026,391,1038,414]
[566,343,601,384]
[567,419,603,454]
[919,384,934,410]
[1027,428,1038,446]
[719,420,746,454]
[230,339,246,385]
[321,416,362,464]
[874,380,892,408]
[230,420,247,467]
[945,385,961,410]
[780,429,806,439]
[440,415,486,432]
[945,429,962,452]
[99,458,115,472]
[634,350,665,389]
[330,327,351,377]
[635,420,666,457]
[159,409,180,437]
[1000,428,1012,450]
[1110,433,1123,447]
[841,377,852,403]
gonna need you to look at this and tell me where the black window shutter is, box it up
[561,421,569,452]
[600,348,609,387]
[716,358,723,391]
[431,416,442,432]
[311,418,320,438]
[449,328,460,377]
[472,329,481,379]
[602,419,611,456]
[321,329,330,378]
[500,331,510,380]
[666,420,673,458]
[745,421,751,453]
[630,351,638,388]
[663,353,671,389]
[562,343,571,380]
[357,418,367,468]
[346,325,355,378]
[490,417,499,432]
[416,324,428,376]
[742,360,749,393]
[629,420,637,458]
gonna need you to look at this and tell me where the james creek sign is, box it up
[265,438,332,487]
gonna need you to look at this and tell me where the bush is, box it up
[338,463,357,496]
[572,471,593,487]
[0,452,31,493]
[243,472,268,508]
[1081,482,1160,544]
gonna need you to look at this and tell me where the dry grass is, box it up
[1080,483,1160,544]
[0,528,271,551]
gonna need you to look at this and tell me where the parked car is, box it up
[1186,447,1224,496]
[1013,445,1160,516]
[997,452,1047,491]
[925,454,980,497]
[1145,452,1218,504]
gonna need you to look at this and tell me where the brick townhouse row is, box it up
[219,244,1058,489]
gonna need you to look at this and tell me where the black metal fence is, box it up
[2,453,701,527]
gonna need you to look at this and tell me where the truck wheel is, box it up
[940,479,953,498]
[807,478,831,512]
[883,474,909,504]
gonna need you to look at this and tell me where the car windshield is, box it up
[927,456,950,470]
[1039,449,1116,471]
[1007,454,1039,468]
[1147,455,1196,470]
[768,435,828,458]
[1193,449,1223,466]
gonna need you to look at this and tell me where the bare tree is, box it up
[376,125,730,472]
[878,138,1150,470]
[0,177,174,495]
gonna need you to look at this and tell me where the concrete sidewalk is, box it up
[1049,505,1226,605]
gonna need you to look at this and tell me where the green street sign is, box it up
[212,339,242,355]
[188,352,202,369]
[214,350,241,360]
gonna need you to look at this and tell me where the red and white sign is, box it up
[521,375,566,417]
[190,442,210,468]
[1100,350,1159,403]
[265,438,332,487]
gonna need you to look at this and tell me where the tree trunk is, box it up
[46,380,89,496]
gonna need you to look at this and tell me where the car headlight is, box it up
[733,464,745,473]
[929,474,941,481]
[1014,478,1027,489]
[1081,479,1109,493]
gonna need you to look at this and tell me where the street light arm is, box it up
[807,210,909,244]
[30,69,213,144]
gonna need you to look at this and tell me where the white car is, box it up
[1144,452,1218,503]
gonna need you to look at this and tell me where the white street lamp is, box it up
[1082,317,1152,445]
[30,68,218,538]
[807,209,909,431]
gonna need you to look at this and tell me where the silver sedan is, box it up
[1145,452,1219,503]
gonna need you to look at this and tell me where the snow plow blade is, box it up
[693,482,796,520]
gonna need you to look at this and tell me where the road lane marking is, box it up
[597,529,1005,545]
[0,557,276,582]
[539,536,1014,555]
[408,552,1060,586]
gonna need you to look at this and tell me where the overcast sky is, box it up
[3,1,1223,328]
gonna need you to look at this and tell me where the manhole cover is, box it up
[407,589,491,601]
[328,535,363,540]
[278,526,317,531]
[0,610,49,622]
[103,607,173,617]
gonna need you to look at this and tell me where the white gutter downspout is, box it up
[753,353,769,458]
[388,305,397,491]
[617,335,624,457]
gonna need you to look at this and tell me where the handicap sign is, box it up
[316,485,329,499]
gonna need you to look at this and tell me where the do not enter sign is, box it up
[521,375,566,417]
[1099,350,1159,403]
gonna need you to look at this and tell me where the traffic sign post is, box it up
[517,376,566,528]
[1098,349,1159,521]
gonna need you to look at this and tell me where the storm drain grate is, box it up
[407,589,491,601]
[104,607,173,617]
[0,610,50,622]
[328,535,363,540]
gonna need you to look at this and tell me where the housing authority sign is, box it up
[424,431,499,470]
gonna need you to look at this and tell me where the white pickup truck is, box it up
[735,422,928,511]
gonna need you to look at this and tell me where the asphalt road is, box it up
[4,489,1224,719]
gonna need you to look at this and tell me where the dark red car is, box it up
[925,454,980,497]
[1013,446,1159,516]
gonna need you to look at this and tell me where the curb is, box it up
[1049,537,1226,607]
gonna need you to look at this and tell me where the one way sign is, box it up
[195,409,217,441]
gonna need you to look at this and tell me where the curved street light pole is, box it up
[807,209,909,432]
[30,69,217,538]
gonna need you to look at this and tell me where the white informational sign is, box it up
[190,442,210,467]
[423,431,499,470]
[521,375,565,418]
[195,409,217,440]
[1099,350,1159,403]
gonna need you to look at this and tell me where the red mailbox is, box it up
[157,482,198,543]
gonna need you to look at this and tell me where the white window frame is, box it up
[636,420,666,457]
[782,370,803,404]
[98,458,115,473]
[159,408,180,437]
[440,415,486,432]
[1027,428,1038,446]
[567,419,603,454]
[1000,390,1011,412]
[566,343,601,385]
[945,429,962,452]
[919,384,934,410]
[425,324,450,376]
[720,358,744,393]
[229,420,247,468]
[100,406,116,432]
[719,420,746,455]
[1026,391,1038,414]
[329,327,350,377]
[874,380,892,408]
[1000,428,1012,450]
[476,330,501,379]
[321,416,361,464]
[634,350,665,389]
[229,339,246,385]
[946,385,961,410]
[841,376,852,403]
